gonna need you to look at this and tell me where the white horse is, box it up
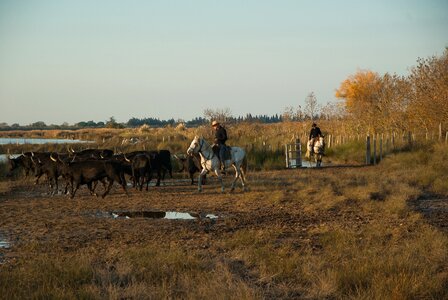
[187,136,247,192]
[306,136,325,167]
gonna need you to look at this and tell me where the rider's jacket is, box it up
[309,127,322,140]
[214,126,228,145]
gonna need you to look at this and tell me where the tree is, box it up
[304,92,319,120]
[335,70,383,133]
[281,106,295,122]
[106,117,124,129]
[407,49,448,133]
[203,108,233,124]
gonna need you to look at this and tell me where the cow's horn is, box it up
[124,154,131,163]
[50,153,57,162]
[69,147,75,153]
[31,151,35,157]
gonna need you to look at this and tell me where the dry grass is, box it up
[0,143,447,299]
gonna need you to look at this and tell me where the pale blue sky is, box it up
[0,0,447,125]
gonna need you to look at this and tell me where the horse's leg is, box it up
[214,169,225,193]
[198,169,207,192]
[239,163,247,191]
[230,165,239,192]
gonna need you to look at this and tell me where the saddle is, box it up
[212,144,231,160]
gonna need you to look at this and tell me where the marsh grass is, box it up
[1,140,447,299]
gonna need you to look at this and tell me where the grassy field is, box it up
[0,140,447,299]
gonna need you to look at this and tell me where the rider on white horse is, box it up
[187,136,247,192]
[309,122,322,150]
[212,120,227,170]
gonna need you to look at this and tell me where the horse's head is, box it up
[187,136,201,156]
[314,136,325,154]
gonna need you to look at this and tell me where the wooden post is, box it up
[439,123,442,141]
[392,131,395,149]
[380,134,383,162]
[295,138,302,167]
[373,135,377,165]
[285,144,289,168]
[366,135,371,165]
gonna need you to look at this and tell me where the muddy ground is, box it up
[0,167,447,298]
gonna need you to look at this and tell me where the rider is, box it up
[309,122,322,151]
[212,120,227,170]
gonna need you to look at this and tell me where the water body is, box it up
[105,211,218,220]
[0,154,19,162]
[0,235,10,249]
[0,138,92,145]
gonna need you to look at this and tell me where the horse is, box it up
[187,136,247,192]
[306,136,325,167]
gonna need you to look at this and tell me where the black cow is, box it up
[7,154,34,177]
[158,149,173,180]
[59,160,128,199]
[23,152,60,186]
[174,154,206,185]
[131,154,152,191]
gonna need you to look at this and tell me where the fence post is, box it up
[285,144,289,168]
[392,131,395,149]
[373,134,377,165]
[366,135,371,165]
[380,134,383,162]
[295,138,302,167]
[439,123,442,141]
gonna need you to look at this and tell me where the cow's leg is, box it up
[52,175,59,196]
[102,180,114,198]
[119,174,128,196]
[34,173,42,185]
[190,171,195,185]
[155,169,161,186]
[139,174,144,191]
[145,172,151,191]
[71,182,80,199]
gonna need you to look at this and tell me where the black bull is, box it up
[59,160,128,198]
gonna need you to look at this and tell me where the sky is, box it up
[0,0,447,125]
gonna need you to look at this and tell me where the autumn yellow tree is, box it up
[335,70,412,134]
[407,49,448,135]
[335,70,383,133]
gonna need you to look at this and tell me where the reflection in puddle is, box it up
[106,211,218,220]
[0,237,10,249]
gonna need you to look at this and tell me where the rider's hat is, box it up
[211,120,219,127]
[312,123,317,127]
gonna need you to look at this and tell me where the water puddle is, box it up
[0,236,10,249]
[95,211,218,220]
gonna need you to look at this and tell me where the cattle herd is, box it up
[6,148,203,198]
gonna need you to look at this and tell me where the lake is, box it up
[0,138,92,145]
